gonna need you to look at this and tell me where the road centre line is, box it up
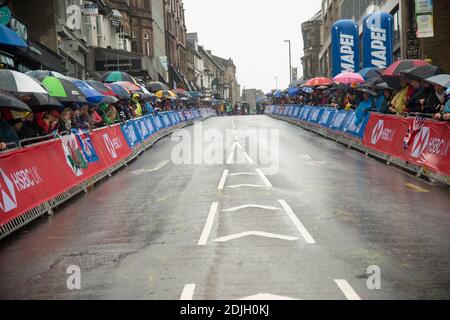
[180,284,196,300]
[218,170,229,190]
[198,202,219,246]
[256,168,273,187]
[334,280,362,300]
[278,199,316,244]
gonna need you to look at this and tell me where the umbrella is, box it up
[425,74,450,88]
[156,90,177,99]
[69,79,105,104]
[301,87,313,93]
[382,59,428,76]
[25,70,66,79]
[0,70,63,110]
[102,71,138,84]
[401,65,443,80]
[147,81,169,92]
[0,91,32,112]
[103,95,119,104]
[357,88,378,96]
[287,87,300,96]
[40,76,87,104]
[113,81,143,93]
[273,90,284,98]
[0,24,28,48]
[105,83,131,100]
[175,89,193,100]
[304,77,332,87]
[358,67,383,80]
[86,80,118,97]
[333,72,365,85]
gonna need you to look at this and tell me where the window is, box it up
[144,32,149,40]
[132,32,137,39]
[145,40,150,56]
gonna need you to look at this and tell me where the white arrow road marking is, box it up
[278,199,316,244]
[226,184,266,189]
[236,141,255,164]
[334,280,362,300]
[213,231,299,243]
[256,168,273,187]
[218,170,229,190]
[131,160,170,175]
[240,293,300,300]
[198,202,219,246]
[229,172,255,176]
[221,204,280,212]
[180,284,196,300]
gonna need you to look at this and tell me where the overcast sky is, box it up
[183,0,322,94]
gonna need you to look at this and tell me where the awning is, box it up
[171,66,191,91]
[0,24,28,48]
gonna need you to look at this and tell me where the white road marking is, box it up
[235,141,255,164]
[131,160,170,175]
[334,280,362,300]
[197,202,219,246]
[306,161,327,167]
[229,172,255,176]
[221,204,280,212]
[180,284,196,300]
[240,293,300,300]
[278,199,316,244]
[213,231,299,242]
[256,168,273,187]
[227,142,238,164]
[301,154,313,161]
[226,184,266,189]
[218,170,229,190]
[232,117,236,129]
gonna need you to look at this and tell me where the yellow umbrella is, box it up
[155,90,177,99]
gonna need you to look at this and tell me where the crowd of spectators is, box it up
[0,94,201,152]
[271,77,450,121]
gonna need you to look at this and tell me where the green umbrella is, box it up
[101,71,138,84]
[41,77,87,104]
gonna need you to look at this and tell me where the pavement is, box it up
[0,115,449,300]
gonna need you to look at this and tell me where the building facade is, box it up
[241,88,264,111]
[301,11,323,79]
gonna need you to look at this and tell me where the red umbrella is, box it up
[382,59,428,76]
[86,80,118,97]
[304,77,332,87]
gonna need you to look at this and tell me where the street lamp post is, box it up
[284,40,292,84]
[274,76,278,90]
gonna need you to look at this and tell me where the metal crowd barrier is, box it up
[268,113,450,187]
[0,112,214,240]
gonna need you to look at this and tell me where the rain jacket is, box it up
[132,94,142,117]
[355,98,373,126]
[0,119,19,145]
[391,87,409,114]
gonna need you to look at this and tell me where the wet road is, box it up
[0,115,449,300]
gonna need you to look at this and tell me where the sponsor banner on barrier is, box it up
[0,125,132,226]
[363,114,450,176]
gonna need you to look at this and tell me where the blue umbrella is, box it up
[358,67,382,81]
[274,90,283,98]
[288,87,300,96]
[301,87,313,93]
[0,24,28,48]
[71,80,105,104]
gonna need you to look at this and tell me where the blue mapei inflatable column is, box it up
[362,12,394,69]
[331,19,360,77]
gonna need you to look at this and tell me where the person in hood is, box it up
[131,93,143,117]
[0,111,19,149]
[434,88,450,121]
[355,91,374,126]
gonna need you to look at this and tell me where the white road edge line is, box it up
[256,168,273,187]
[334,280,362,300]
[278,199,316,244]
[197,202,219,246]
[180,284,196,300]
[218,170,229,190]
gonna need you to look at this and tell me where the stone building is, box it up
[301,10,323,79]
[212,55,239,104]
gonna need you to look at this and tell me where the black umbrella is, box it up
[0,91,32,112]
[401,65,443,80]
[147,81,169,92]
[12,92,63,111]
[357,88,378,96]
[425,74,450,88]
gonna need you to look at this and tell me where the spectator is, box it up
[132,94,143,117]
[375,88,393,114]
[58,108,73,132]
[89,106,104,128]
[355,91,374,126]
[0,111,19,149]
[426,84,447,115]
[72,106,89,130]
[407,79,430,113]
[17,112,39,139]
[434,88,450,121]
[36,111,57,136]
[389,79,409,114]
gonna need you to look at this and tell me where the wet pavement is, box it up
[0,115,449,300]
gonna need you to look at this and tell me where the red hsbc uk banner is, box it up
[363,114,450,176]
[0,125,132,227]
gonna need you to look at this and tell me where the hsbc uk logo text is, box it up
[371,120,395,145]
[411,127,449,158]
